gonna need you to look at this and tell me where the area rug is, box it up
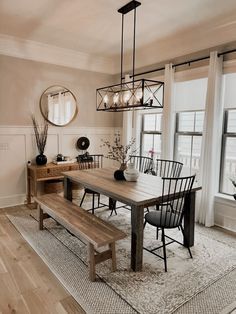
[7,199,236,314]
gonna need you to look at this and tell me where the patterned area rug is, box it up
[7,197,236,314]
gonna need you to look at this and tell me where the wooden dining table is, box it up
[63,167,201,272]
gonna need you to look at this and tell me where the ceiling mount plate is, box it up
[118,0,141,15]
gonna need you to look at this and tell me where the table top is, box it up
[63,167,201,207]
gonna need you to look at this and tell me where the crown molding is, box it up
[0,34,117,74]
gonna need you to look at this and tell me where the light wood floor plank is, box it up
[0,207,85,313]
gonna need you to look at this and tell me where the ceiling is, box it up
[0,0,236,72]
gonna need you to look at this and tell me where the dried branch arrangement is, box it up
[101,132,136,165]
[31,115,48,154]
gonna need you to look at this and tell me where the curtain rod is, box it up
[124,48,236,79]
[50,90,69,97]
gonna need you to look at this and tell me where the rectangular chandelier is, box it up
[96,78,164,112]
[96,1,164,113]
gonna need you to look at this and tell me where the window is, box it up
[220,109,236,194]
[175,111,204,175]
[220,72,236,195]
[141,113,162,159]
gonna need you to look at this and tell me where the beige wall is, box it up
[0,54,122,127]
[0,54,123,208]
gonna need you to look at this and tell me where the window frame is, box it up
[174,110,204,174]
[219,109,236,195]
[141,112,162,158]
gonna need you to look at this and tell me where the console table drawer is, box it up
[70,164,81,171]
[36,166,70,178]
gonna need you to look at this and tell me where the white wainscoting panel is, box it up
[214,194,236,232]
[0,126,119,208]
[0,134,26,199]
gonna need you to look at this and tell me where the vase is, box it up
[114,169,126,181]
[36,153,47,166]
[124,162,139,181]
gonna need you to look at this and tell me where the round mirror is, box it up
[40,86,78,126]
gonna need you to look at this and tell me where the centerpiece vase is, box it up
[124,162,139,181]
[114,162,127,181]
[36,153,47,166]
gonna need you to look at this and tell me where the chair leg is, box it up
[156,227,159,240]
[162,228,167,272]
[146,207,149,213]
[97,193,100,207]
[143,220,147,229]
[109,199,117,216]
[92,193,95,215]
[180,225,192,258]
[80,191,86,207]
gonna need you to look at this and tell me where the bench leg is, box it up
[109,242,117,272]
[38,205,44,230]
[88,243,96,282]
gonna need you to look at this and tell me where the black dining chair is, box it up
[154,159,183,178]
[129,155,154,174]
[145,159,183,213]
[79,154,105,214]
[143,174,196,272]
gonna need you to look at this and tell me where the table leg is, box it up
[27,175,31,204]
[131,205,144,271]
[183,191,196,247]
[64,177,72,201]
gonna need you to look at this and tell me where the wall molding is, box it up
[0,34,116,74]
[214,194,236,232]
[215,214,236,233]
[0,194,26,209]
[0,125,121,208]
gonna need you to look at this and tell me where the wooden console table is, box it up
[27,162,89,204]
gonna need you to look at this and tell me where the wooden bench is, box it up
[34,193,126,281]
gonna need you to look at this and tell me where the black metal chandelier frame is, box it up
[96,0,164,112]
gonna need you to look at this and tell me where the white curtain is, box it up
[161,63,175,160]
[47,94,58,123]
[196,51,224,227]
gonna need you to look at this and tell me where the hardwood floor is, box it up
[0,207,86,314]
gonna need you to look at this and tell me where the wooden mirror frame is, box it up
[40,85,78,127]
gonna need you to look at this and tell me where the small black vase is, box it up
[36,154,47,166]
[114,169,126,181]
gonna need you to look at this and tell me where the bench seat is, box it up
[35,193,126,281]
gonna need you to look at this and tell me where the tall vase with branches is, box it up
[31,115,48,165]
[101,132,136,180]
[101,132,136,169]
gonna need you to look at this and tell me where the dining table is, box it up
[63,167,201,272]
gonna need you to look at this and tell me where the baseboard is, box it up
[214,214,236,233]
[0,194,26,208]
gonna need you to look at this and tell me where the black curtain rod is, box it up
[124,48,236,79]
[50,90,69,97]
[218,49,236,56]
